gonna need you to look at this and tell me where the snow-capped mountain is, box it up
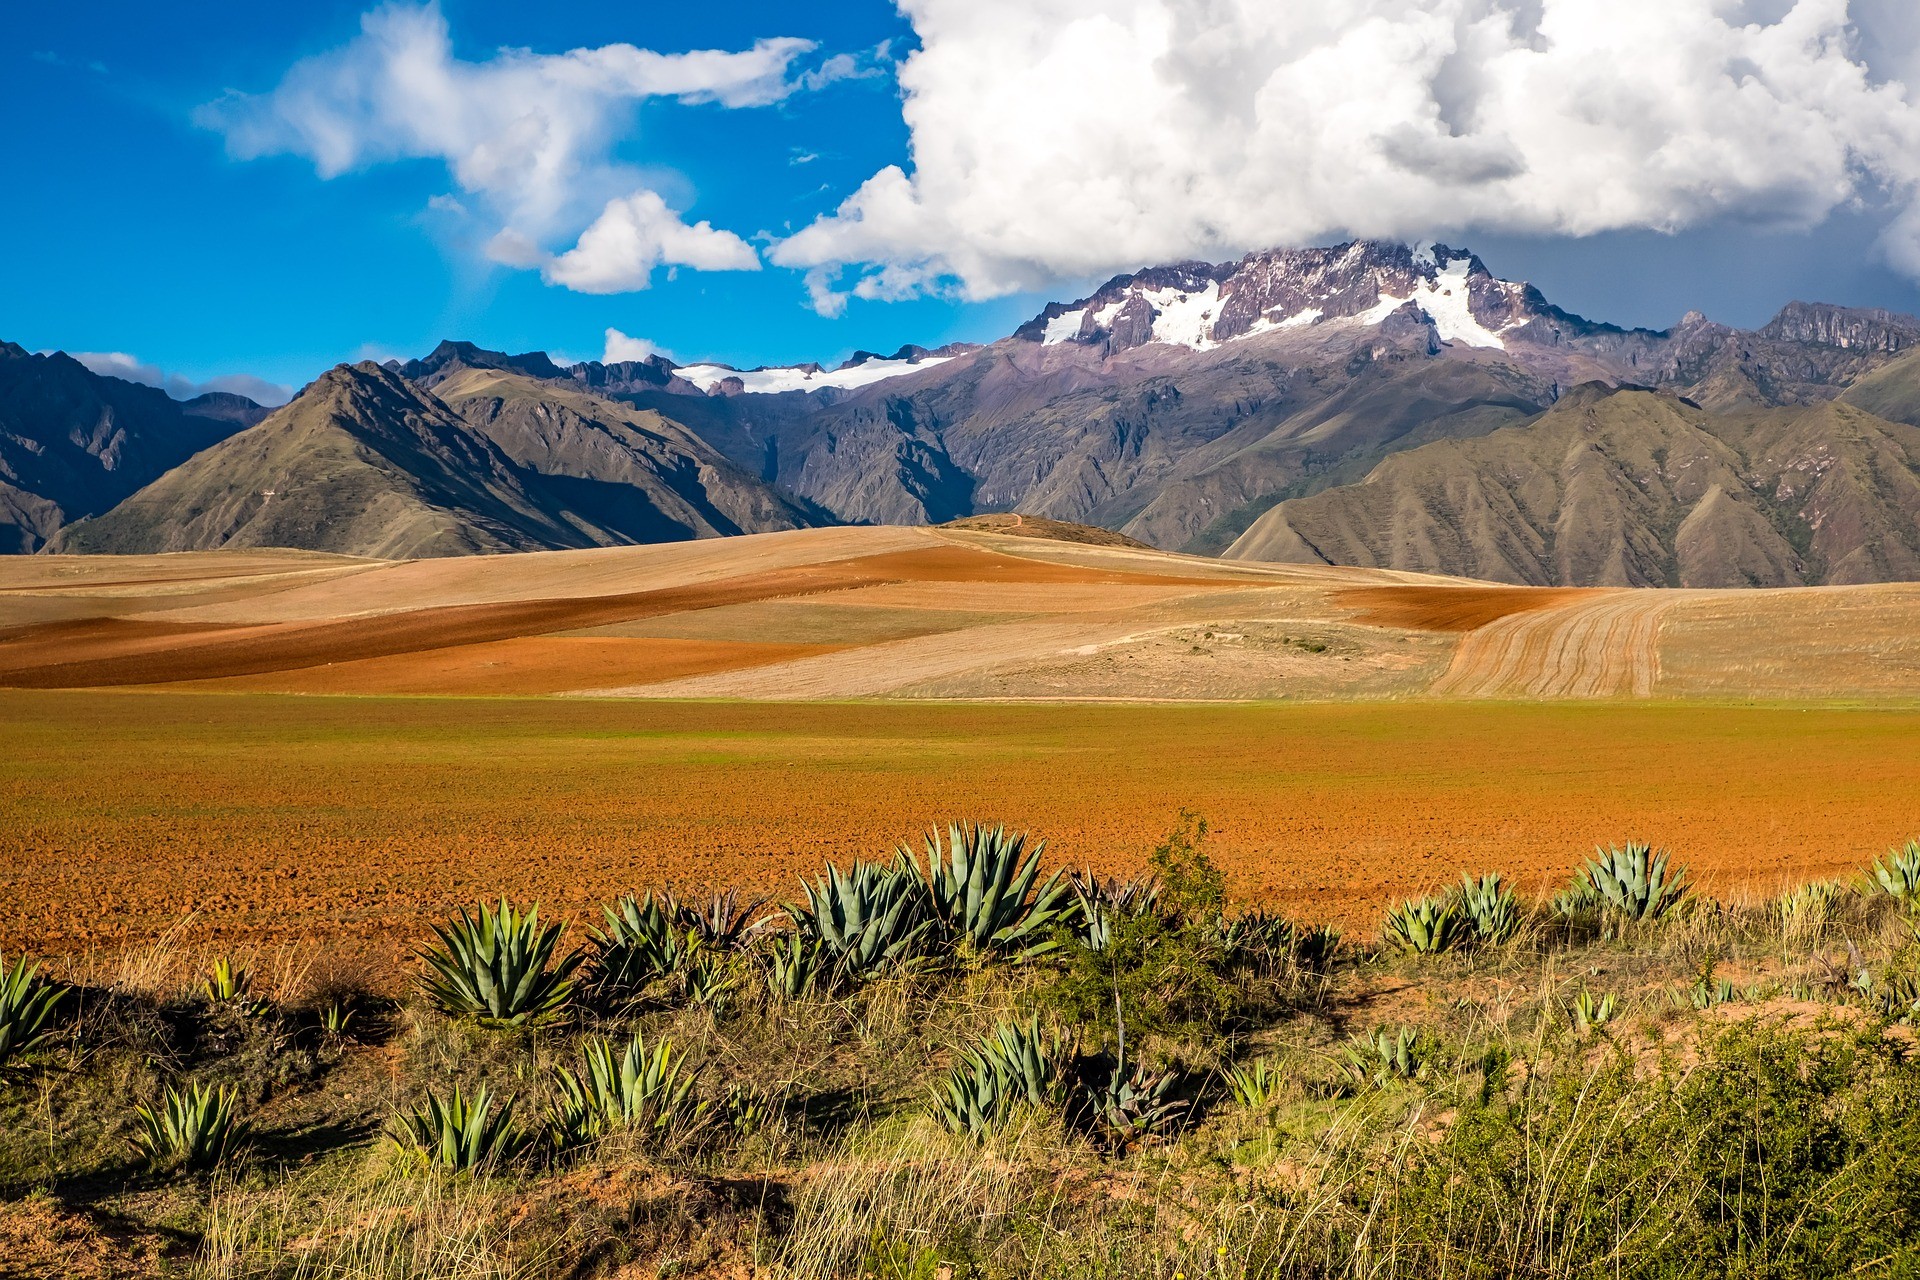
[1014,240,1598,355]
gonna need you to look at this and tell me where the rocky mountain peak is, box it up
[1016,239,1567,356]
[1759,301,1920,353]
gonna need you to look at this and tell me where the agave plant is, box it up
[549,1030,707,1149]
[582,894,692,1007]
[1086,1046,1185,1148]
[1775,880,1846,933]
[1341,1027,1428,1089]
[665,887,774,951]
[907,823,1072,960]
[1455,873,1521,945]
[1212,909,1300,974]
[1225,1057,1284,1109]
[1067,870,1160,952]
[1869,840,1920,907]
[415,899,580,1028]
[1570,989,1617,1037]
[789,860,931,982]
[1562,843,1690,924]
[0,954,66,1072]
[134,1082,247,1171]
[1381,894,1465,955]
[932,1017,1064,1138]
[1294,923,1343,970]
[202,958,265,1015]
[388,1083,529,1173]
[764,931,825,999]
[1853,969,1920,1024]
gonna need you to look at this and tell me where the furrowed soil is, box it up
[5,690,1916,968]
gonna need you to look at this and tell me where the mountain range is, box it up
[15,240,1920,586]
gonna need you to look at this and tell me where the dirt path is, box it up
[1431,591,1686,698]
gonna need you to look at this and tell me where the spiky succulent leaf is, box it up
[414,899,579,1027]
[134,1083,246,1171]
[908,823,1071,959]
[1455,873,1521,945]
[1870,840,1920,905]
[549,1030,706,1148]
[1381,894,1465,954]
[789,860,931,981]
[1567,843,1690,923]
[0,954,65,1071]
[388,1083,528,1172]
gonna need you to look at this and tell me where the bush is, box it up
[789,860,931,983]
[134,1082,247,1171]
[1556,842,1690,925]
[1870,839,1920,907]
[0,953,66,1072]
[932,1017,1064,1139]
[907,822,1072,960]
[415,899,580,1028]
[388,1083,529,1173]
[1381,893,1465,954]
[549,1030,707,1149]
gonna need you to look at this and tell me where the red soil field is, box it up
[4,691,1916,970]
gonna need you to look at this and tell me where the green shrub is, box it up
[932,1016,1064,1139]
[1381,893,1465,955]
[1870,840,1920,906]
[0,953,66,1072]
[1066,870,1159,952]
[134,1082,246,1171]
[1147,811,1225,920]
[582,893,691,1007]
[1342,1027,1429,1088]
[202,957,265,1015]
[1225,1057,1284,1110]
[1039,907,1241,1036]
[1084,1045,1184,1148]
[1559,842,1690,924]
[764,930,824,999]
[388,1083,529,1173]
[414,899,580,1028]
[665,886,774,951]
[549,1030,706,1149]
[906,822,1071,960]
[1455,872,1521,945]
[789,860,930,982]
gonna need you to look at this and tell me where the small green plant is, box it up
[318,1000,356,1038]
[789,860,930,982]
[1559,842,1690,925]
[1570,989,1618,1037]
[1212,909,1300,974]
[764,930,824,999]
[549,1030,707,1149]
[1342,1027,1429,1088]
[666,886,774,951]
[415,899,580,1028]
[583,893,693,1007]
[1224,1057,1284,1109]
[1775,880,1846,933]
[1455,873,1521,945]
[1869,840,1920,907]
[388,1083,529,1173]
[1067,870,1159,952]
[1148,811,1225,920]
[0,954,66,1072]
[202,957,265,1014]
[1086,1045,1184,1148]
[932,1016,1064,1139]
[1382,893,1465,955]
[907,822,1072,959]
[134,1082,247,1171]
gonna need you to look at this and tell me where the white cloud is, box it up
[544,191,761,292]
[774,0,1920,306]
[72,352,291,406]
[602,328,668,363]
[198,1,837,291]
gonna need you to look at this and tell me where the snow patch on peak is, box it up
[1041,309,1087,345]
[1145,282,1223,350]
[1357,256,1506,348]
[678,354,952,394]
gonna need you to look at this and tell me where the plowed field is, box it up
[5,690,1917,962]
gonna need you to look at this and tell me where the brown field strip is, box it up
[4,691,1916,967]
[1336,584,1600,631]
[0,544,1240,690]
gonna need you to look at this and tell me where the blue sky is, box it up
[11,1,1920,403]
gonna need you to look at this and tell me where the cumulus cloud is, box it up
[602,328,668,363]
[198,2,837,290]
[545,191,761,292]
[71,352,291,406]
[774,0,1920,307]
